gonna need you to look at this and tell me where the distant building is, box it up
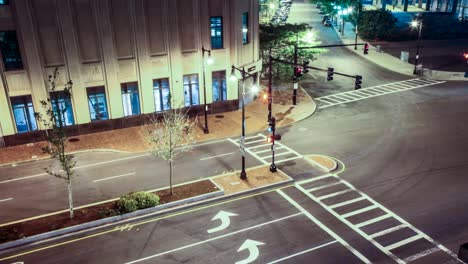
[373,0,467,16]
[0,0,261,147]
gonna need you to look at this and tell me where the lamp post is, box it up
[201,46,213,134]
[411,20,423,75]
[354,2,360,50]
[230,66,256,180]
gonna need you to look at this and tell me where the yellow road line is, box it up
[0,184,294,261]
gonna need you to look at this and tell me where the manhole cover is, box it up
[68,138,80,142]
[215,115,224,118]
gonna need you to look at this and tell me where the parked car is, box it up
[323,20,332,27]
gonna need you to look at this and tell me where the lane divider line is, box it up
[92,172,136,183]
[266,240,338,264]
[0,198,13,203]
[124,213,303,264]
[200,152,235,161]
[276,189,371,264]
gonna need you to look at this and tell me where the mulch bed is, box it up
[0,180,218,244]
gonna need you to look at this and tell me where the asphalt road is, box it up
[1,1,468,263]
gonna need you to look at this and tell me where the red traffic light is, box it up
[267,135,274,143]
[464,53,468,59]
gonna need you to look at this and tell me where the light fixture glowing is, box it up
[342,10,348,15]
[206,55,214,65]
[250,85,259,93]
[347,7,353,12]
[242,28,248,33]
[230,68,238,81]
[411,20,418,28]
[269,3,275,9]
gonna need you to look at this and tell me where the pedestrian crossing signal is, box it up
[355,75,362,90]
[303,60,310,74]
[364,43,369,55]
[327,67,334,81]
[295,67,304,78]
[267,135,274,143]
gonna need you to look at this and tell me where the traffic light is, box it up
[464,53,468,63]
[355,75,362,90]
[327,67,334,81]
[364,43,369,55]
[296,66,304,78]
[267,117,276,133]
[303,60,310,74]
[267,135,274,143]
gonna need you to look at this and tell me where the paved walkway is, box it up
[0,86,316,166]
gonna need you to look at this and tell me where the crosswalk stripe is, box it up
[245,138,266,145]
[369,224,407,239]
[306,181,342,192]
[355,214,392,228]
[341,204,379,218]
[255,147,282,154]
[297,174,334,185]
[329,196,366,209]
[260,151,291,159]
[403,247,441,263]
[275,156,301,164]
[317,189,353,201]
[385,234,423,251]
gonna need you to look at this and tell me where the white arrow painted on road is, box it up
[235,239,265,264]
[207,211,238,233]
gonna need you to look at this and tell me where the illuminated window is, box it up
[0,31,23,71]
[153,78,171,112]
[242,12,249,44]
[11,96,37,133]
[87,86,108,121]
[121,82,140,116]
[183,74,199,106]
[50,91,75,126]
[212,71,227,102]
[0,0,10,5]
[210,16,223,49]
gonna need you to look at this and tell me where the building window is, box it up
[87,86,108,121]
[11,95,37,133]
[153,78,171,112]
[242,12,249,44]
[212,70,227,102]
[210,16,223,49]
[183,74,200,107]
[50,91,75,126]
[121,82,140,116]
[0,31,23,71]
[0,0,9,5]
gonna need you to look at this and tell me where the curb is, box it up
[305,155,338,173]
[0,177,294,252]
[0,184,224,252]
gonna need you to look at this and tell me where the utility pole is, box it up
[267,49,273,122]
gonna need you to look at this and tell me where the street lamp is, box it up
[201,46,213,134]
[410,19,423,75]
[230,66,256,180]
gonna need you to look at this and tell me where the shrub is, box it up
[115,197,138,214]
[129,192,160,209]
[115,192,160,214]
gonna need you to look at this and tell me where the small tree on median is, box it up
[144,107,195,195]
[34,68,76,219]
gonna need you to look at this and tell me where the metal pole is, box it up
[413,22,422,75]
[270,118,277,173]
[267,49,273,122]
[292,35,298,106]
[355,2,360,50]
[240,68,247,180]
[202,46,209,134]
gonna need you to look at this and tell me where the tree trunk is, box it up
[425,0,431,10]
[418,0,423,9]
[404,0,409,11]
[169,159,173,195]
[67,180,74,219]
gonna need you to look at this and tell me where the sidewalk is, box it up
[0,86,316,165]
[334,20,468,81]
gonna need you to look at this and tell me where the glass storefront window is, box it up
[11,95,37,133]
[212,70,227,102]
[153,78,171,112]
[50,91,75,126]
[87,86,108,121]
[121,82,140,116]
[183,74,199,107]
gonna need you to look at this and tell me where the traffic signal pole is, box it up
[293,41,298,105]
[268,49,273,122]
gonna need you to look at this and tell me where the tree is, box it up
[144,108,195,194]
[260,23,326,81]
[357,10,397,40]
[34,68,76,219]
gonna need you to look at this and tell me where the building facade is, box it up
[0,0,261,147]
